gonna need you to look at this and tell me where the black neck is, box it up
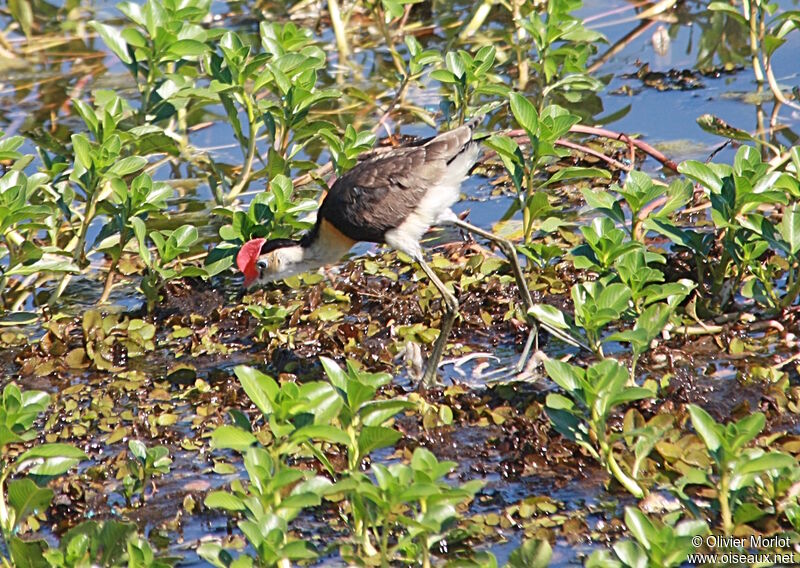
[299,219,321,249]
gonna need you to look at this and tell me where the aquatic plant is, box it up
[543,359,653,498]
[0,385,86,564]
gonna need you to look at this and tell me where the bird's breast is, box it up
[309,218,359,264]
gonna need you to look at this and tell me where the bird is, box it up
[236,119,536,385]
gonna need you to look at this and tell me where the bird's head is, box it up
[236,237,305,288]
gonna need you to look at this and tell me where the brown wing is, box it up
[318,123,475,243]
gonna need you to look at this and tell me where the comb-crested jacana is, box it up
[237,120,535,385]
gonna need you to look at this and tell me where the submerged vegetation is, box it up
[0,0,799,565]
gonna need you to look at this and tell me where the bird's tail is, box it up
[425,121,476,163]
[463,99,508,140]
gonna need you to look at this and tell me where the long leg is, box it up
[417,256,459,387]
[450,218,538,373]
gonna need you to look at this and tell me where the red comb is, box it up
[236,238,266,287]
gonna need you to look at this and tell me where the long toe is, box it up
[396,341,424,380]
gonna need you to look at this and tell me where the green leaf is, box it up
[291,424,350,446]
[298,382,342,426]
[281,540,317,560]
[708,2,748,25]
[585,550,623,568]
[507,538,552,568]
[9,0,33,37]
[509,93,538,135]
[545,392,575,411]
[730,412,765,450]
[143,0,167,38]
[108,156,147,176]
[678,160,722,193]
[696,114,760,145]
[528,304,570,330]
[597,283,633,312]
[359,400,414,426]
[320,356,348,392]
[779,203,800,255]
[733,502,768,525]
[346,380,376,412]
[131,217,151,267]
[358,426,401,457]
[13,443,87,476]
[545,407,595,457]
[543,359,582,393]
[170,225,198,250]
[623,507,658,551]
[205,491,246,511]
[5,255,79,277]
[528,303,587,349]
[128,439,147,461]
[279,492,321,511]
[735,452,795,475]
[168,39,209,58]
[430,69,458,84]
[7,479,53,527]
[642,218,706,253]
[90,21,133,64]
[445,51,466,79]
[0,312,39,326]
[609,388,653,408]
[763,34,786,57]
[687,405,723,453]
[234,366,279,416]
[211,425,257,451]
[612,540,648,568]
[9,537,49,568]
[71,133,93,170]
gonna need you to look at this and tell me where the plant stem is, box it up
[748,0,765,83]
[460,0,493,39]
[9,286,33,313]
[421,536,430,568]
[0,28,14,57]
[522,166,535,243]
[380,517,390,568]
[372,74,410,134]
[356,509,378,557]
[719,470,733,535]
[566,125,679,171]
[764,52,800,112]
[513,0,528,90]
[605,444,644,498]
[99,255,121,304]
[781,265,800,308]
[140,473,148,506]
[50,184,100,306]
[373,5,405,75]
[227,96,258,204]
[49,273,73,307]
[329,0,351,61]
[0,468,10,537]
[629,354,639,385]
[672,323,724,336]
[74,190,99,267]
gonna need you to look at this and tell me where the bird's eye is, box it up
[256,260,268,271]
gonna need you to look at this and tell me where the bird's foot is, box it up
[439,352,499,378]
[395,341,424,381]
[482,350,548,385]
